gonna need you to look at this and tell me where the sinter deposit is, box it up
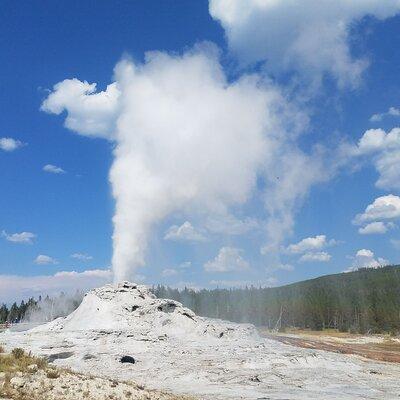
[2,282,400,400]
[33,282,256,340]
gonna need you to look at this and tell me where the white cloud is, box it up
[356,128,400,190]
[1,230,36,244]
[358,221,394,235]
[71,253,93,261]
[161,268,178,277]
[164,221,206,242]
[34,254,58,265]
[42,45,333,282]
[209,0,400,88]
[204,246,250,272]
[353,195,400,225]
[286,235,336,254]
[300,251,331,263]
[0,137,24,152]
[41,79,120,139]
[43,164,65,174]
[205,214,259,235]
[0,269,112,303]
[370,107,400,122]
[209,277,277,288]
[345,249,389,272]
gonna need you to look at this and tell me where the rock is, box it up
[120,355,136,364]
[10,376,25,388]
[27,363,38,373]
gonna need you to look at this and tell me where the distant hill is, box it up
[154,265,400,334]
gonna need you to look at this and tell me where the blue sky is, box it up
[1,0,400,301]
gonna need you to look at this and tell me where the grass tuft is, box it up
[11,348,25,359]
[0,348,47,374]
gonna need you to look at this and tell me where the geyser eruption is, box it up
[41,44,314,282]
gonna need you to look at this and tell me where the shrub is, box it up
[11,348,24,359]
[36,357,47,370]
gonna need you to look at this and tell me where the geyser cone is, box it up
[34,282,258,340]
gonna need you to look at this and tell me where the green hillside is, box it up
[154,265,400,334]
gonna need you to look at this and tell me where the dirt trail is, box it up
[262,332,400,363]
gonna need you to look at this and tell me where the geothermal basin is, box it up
[1,282,400,399]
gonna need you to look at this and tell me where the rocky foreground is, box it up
[2,282,400,399]
[1,366,193,400]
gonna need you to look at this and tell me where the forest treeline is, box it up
[0,297,37,324]
[0,292,83,324]
[2,266,400,334]
[154,265,400,334]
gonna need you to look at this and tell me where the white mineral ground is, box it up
[1,282,400,399]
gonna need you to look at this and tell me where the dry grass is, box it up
[0,348,50,399]
[374,339,400,352]
[0,347,47,374]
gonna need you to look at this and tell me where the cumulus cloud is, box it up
[34,254,58,265]
[209,0,400,88]
[286,235,336,254]
[43,164,65,174]
[370,107,400,122]
[355,128,400,190]
[204,246,250,272]
[0,137,25,152]
[299,251,331,263]
[345,249,389,272]
[41,79,120,139]
[0,269,112,303]
[353,195,400,225]
[164,221,207,242]
[2,230,36,244]
[358,221,395,235]
[71,253,93,261]
[42,45,334,282]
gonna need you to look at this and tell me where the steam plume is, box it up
[42,45,320,282]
